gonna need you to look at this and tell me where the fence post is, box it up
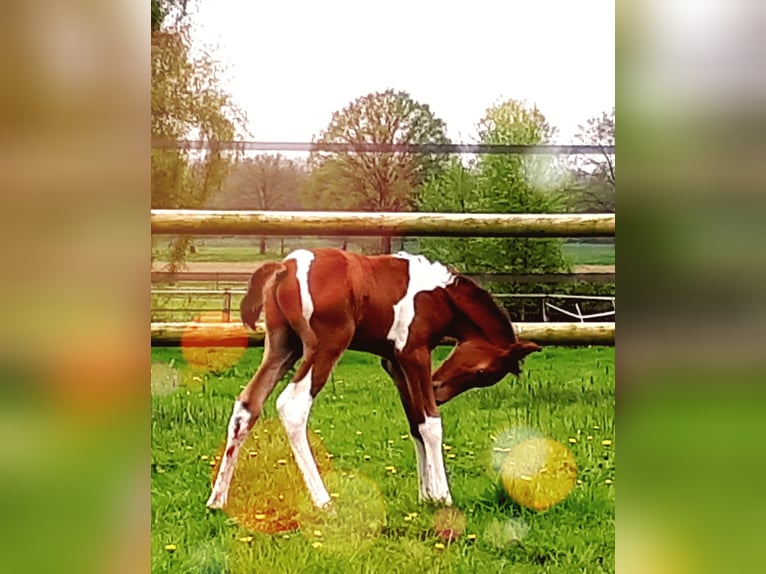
[222,289,231,322]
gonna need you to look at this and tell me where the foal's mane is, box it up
[446,275,518,344]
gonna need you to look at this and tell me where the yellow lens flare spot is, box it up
[209,418,332,534]
[501,437,577,511]
[181,313,249,375]
[433,507,466,542]
[298,470,386,555]
[487,426,543,476]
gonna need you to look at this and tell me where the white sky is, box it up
[187,0,614,143]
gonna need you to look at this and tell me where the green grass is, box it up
[561,243,615,266]
[152,346,614,573]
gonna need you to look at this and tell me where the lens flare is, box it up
[181,312,248,374]
[209,418,333,533]
[150,362,179,396]
[500,437,577,511]
[487,425,543,476]
[433,507,466,542]
[298,470,386,554]
[484,517,530,549]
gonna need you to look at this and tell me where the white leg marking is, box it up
[276,368,331,508]
[418,416,453,505]
[411,436,429,501]
[387,253,454,351]
[284,249,315,323]
[207,400,253,509]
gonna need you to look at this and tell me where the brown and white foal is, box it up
[206,248,540,510]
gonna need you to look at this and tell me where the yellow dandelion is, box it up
[363,455,371,461]
[568,438,577,444]
[254,513,266,520]
[403,515,412,522]
[447,453,456,459]
[276,459,288,465]
[330,492,339,499]
[385,465,396,471]
[401,434,409,440]
[313,529,323,537]
[355,430,363,436]
[312,541,323,549]
[434,542,445,550]
[587,435,593,440]
[467,534,477,541]
[443,445,452,451]
[200,455,209,461]
[602,439,613,446]
[605,479,613,485]
[238,536,253,543]
[164,544,176,552]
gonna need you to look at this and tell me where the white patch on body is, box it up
[284,249,315,323]
[417,416,453,504]
[207,400,253,508]
[387,252,454,351]
[276,368,331,508]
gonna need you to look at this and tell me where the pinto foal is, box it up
[206,248,540,509]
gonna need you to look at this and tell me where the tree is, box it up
[151,6,246,269]
[419,99,568,274]
[568,107,615,212]
[303,90,450,253]
[206,154,307,253]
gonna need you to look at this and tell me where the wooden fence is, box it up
[150,210,615,346]
[151,210,614,238]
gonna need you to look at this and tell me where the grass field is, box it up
[151,346,615,573]
[560,243,615,266]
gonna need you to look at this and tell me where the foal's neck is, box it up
[447,277,517,347]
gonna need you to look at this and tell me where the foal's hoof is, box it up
[205,492,227,509]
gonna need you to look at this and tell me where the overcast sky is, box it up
[188,0,614,143]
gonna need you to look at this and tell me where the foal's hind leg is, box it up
[206,327,300,509]
[277,325,353,508]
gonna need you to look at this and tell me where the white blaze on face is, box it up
[284,249,315,323]
[387,252,454,351]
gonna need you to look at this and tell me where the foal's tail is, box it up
[240,262,287,330]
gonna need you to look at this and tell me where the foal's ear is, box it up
[507,340,542,360]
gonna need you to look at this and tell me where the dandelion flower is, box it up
[238,536,253,543]
[254,513,266,520]
[434,542,445,550]
[467,534,477,541]
[605,479,613,485]
[602,439,613,446]
[312,541,323,549]
[276,459,288,465]
[568,438,577,444]
[164,544,176,552]
[200,455,209,461]
[355,430,362,436]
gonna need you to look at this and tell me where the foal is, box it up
[206,248,540,509]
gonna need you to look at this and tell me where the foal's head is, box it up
[432,339,541,404]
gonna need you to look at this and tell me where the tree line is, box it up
[151,0,614,275]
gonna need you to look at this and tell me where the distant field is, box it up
[561,242,615,266]
[151,346,615,573]
[154,238,615,267]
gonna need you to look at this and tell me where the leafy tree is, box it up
[206,154,307,253]
[151,7,246,269]
[303,90,450,252]
[419,99,568,274]
[568,107,615,212]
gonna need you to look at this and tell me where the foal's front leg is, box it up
[396,349,453,505]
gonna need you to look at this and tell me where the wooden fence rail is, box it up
[151,210,615,238]
[151,321,615,347]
